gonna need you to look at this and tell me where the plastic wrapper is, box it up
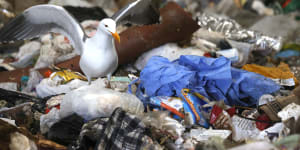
[0,82,17,91]
[196,14,282,53]
[150,96,185,118]
[258,94,276,106]
[231,115,260,142]
[181,89,210,128]
[50,69,87,84]
[149,91,211,127]
[142,111,185,138]
[210,105,233,131]
[190,128,231,141]
[256,123,285,140]
[36,79,89,98]
[278,103,300,122]
[36,68,89,98]
[215,48,239,63]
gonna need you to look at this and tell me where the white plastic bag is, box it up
[36,78,89,98]
[59,81,144,120]
[134,43,204,70]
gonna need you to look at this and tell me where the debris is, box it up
[0,119,37,150]
[278,103,300,122]
[0,0,299,149]
[134,43,204,70]
[197,13,282,53]
[47,114,84,146]
[274,134,300,150]
[228,141,277,150]
[36,78,88,98]
[260,86,300,121]
[58,78,144,120]
[116,2,200,64]
[10,41,41,69]
[190,128,231,141]
[142,110,185,138]
[72,108,160,150]
[0,82,17,91]
[242,62,299,87]
[0,2,199,84]
[138,55,280,107]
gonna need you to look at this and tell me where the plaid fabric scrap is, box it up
[95,108,149,150]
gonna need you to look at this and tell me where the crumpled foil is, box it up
[197,14,282,52]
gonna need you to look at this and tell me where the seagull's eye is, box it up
[105,25,108,27]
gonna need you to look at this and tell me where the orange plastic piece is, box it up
[242,62,298,86]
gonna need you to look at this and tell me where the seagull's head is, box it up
[99,18,120,43]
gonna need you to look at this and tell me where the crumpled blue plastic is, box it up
[138,55,281,106]
[275,50,300,58]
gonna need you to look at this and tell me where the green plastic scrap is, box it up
[274,134,300,150]
[110,76,131,82]
[282,43,300,51]
[283,0,300,14]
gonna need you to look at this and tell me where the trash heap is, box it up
[0,0,300,150]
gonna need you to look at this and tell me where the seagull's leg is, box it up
[87,76,92,85]
[106,74,112,88]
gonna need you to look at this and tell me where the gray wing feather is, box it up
[111,0,159,25]
[0,5,86,55]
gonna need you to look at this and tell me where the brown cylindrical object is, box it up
[115,2,200,64]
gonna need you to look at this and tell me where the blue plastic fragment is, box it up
[137,55,280,107]
[275,50,300,58]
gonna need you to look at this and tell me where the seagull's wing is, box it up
[111,0,159,25]
[0,4,86,55]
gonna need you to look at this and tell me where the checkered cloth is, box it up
[72,108,152,150]
[96,108,149,150]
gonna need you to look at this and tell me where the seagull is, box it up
[0,0,159,84]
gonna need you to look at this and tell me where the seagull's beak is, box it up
[111,32,120,43]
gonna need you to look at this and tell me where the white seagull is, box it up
[0,0,159,84]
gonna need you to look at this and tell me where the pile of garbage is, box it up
[0,0,300,149]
